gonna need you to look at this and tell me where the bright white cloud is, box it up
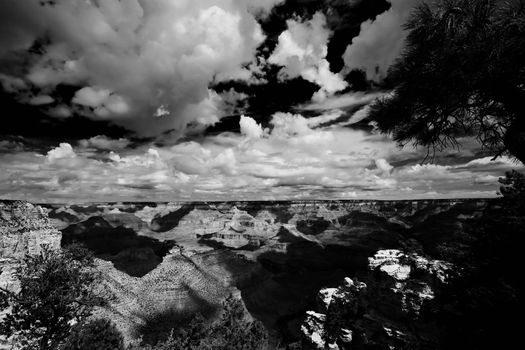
[46,143,76,161]
[375,158,393,175]
[268,12,347,101]
[240,115,264,139]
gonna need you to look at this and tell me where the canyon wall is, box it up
[0,200,61,292]
[42,198,489,345]
[1,198,492,347]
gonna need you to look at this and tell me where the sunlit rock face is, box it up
[92,247,256,344]
[0,200,61,292]
[301,277,367,349]
[368,249,452,315]
[0,200,61,258]
[300,251,454,350]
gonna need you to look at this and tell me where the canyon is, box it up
[1,199,491,348]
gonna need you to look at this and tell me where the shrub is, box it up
[62,319,124,350]
[0,245,101,350]
[137,295,268,350]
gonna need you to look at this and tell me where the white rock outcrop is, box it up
[368,249,452,314]
[301,250,454,349]
[301,277,366,350]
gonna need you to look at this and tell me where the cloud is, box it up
[243,0,285,16]
[46,143,76,161]
[462,156,519,168]
[1,107,523,202]
[268,12,347,101]
[78,135,131,151]
[270,112,312,136]
[375,158,393,175]
[299,91,385,111]
[28,95,54,105]
[240,115,264,139]
[47,105,72,118]
[342,0,426,81]
[72,87,111,108]
[0,0,285,137]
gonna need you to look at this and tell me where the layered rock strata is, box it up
[0,200,61,292]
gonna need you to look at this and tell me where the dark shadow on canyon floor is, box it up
[235,239,402,344]
[61,216,174,277]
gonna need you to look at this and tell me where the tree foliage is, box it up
[369,0,525,162]
[0,245,101,350]
[431,171,525,349]
[61,319,125,350]
[134,295,268,350]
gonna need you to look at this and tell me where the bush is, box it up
[62,319,124,350]
[431,171,525,349]
[0,245,101,350]
[203,295,268,349]
[136,295,268,350]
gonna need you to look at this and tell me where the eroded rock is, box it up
[0,200,61,292]
[301,251,454,349]
[368,249,452,315]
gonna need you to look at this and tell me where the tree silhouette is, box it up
[369,0,525,163]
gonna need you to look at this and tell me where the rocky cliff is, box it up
[300,250,454,349]
[0,198,504,348]
[0,200,62,349]
[40,198,488,345]
[0,200,61,292]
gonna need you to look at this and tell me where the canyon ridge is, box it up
[1,199,493,348]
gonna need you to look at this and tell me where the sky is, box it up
[0,0,523,203]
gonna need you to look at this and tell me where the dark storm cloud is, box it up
[0,0,392,145]
[211,0,390,126]
[0,0,286,139]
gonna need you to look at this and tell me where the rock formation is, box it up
[367,249,452,316]
[301,277,366,349]
[0,200,61,292]
[92,246,257,343]
[0,200,62,349]
[34,199,488,346]
[301,250,453,349]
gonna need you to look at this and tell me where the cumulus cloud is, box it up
[268,12,347,101]
[0,0,285,136]
[46,143,76,161]
[240,115,264,139]
[270,112,312,136]
[342,0,426,81]
[375,158,393,175]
